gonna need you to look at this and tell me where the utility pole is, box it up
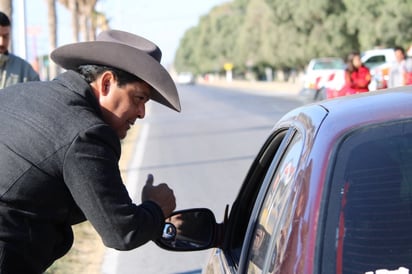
[15,0,27,59]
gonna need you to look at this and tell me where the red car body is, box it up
[259,88,412,273]
[158,88,412,274]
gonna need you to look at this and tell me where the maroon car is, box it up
[157,87,412,274]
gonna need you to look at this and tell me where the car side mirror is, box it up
[155,208,218,251]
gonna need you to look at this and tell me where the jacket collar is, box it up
[54,70,102,116]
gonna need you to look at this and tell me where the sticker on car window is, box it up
[364,266,409,274]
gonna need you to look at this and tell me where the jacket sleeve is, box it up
[63,124,165,250]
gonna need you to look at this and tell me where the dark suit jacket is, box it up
[0,71,164,272]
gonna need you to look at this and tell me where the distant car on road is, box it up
[302,57,346,94]
[176,72,196,85]
[157,87,412,274]
[361,48,396,90]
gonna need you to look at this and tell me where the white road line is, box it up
[101,119,151,274]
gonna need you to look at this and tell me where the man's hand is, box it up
[141,174,176,218]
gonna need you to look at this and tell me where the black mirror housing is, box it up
[155,208,219,251]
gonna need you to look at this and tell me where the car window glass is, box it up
[313,59,345,70]
[323,119,412,274]
[226,130,289,264]
[363,55,386,68]
[245,131,303,274]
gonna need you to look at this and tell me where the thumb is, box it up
[145,174,154,186]
[142,174,153,202]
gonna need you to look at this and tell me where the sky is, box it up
[12,0,230,66]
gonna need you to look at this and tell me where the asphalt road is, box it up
[102,83,303,274]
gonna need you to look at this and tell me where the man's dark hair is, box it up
[76,65,143,86]
[0,12,11,27]
[394,46,406,56]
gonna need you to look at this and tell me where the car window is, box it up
[244,130,304,274]
[322,119,412,274]
[363,55,386,69]
[312,59,345,70]
[224,129,291,266]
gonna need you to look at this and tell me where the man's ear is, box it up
[103,81,110,95]
[100,71,115,95]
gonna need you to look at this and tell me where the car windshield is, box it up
[312,59,345,70]
[324,119,412,274]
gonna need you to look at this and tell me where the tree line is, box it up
[174,0,412,80]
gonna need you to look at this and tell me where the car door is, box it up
[237,118,412,274]
[204,127,304,274]
[237,128,305,274]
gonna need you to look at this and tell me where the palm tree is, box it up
[59,0,100,42]
[58,0,79,42]
[47,0,109,79]
[0,0,12,20]
[92,9,110,33]
[69,0,80,42]
[79,0,97,41]
[47,0,59,79]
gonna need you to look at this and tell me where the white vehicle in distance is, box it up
[302,57,346,96]
[361,48,396,90]
[176,72,196,85]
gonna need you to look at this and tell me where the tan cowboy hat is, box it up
[50,29,181,112]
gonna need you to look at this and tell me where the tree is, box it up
[343,0,412,49]
[66,0,80,42]
[234,0,276,77]
[78,0,97,41]
[0,0,11,20]
[59,0,98,42]
[174,26,201,73]
[174,0,412,78]
[175,2,244,74]
[47,0,59,79]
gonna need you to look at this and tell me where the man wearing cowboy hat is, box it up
[0,29,180,273]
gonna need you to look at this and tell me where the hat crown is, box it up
[97,30,162,62]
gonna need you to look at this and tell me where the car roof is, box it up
[320,87,412,126]
[278,87,412,133]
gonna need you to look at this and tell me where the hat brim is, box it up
[50,41,181,112]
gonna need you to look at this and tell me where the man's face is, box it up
[100,78,151,139]
[0,25,10,54]
[352,55,362,68]
[395,49,405,63]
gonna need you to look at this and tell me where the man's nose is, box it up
[136,103,145,119]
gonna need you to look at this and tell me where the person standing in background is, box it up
[0,11,39,88]
[388,46,407,88]
[343,51,371,94]
[404,45,412,86]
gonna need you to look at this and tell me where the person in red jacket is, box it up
[343,51,371,94]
